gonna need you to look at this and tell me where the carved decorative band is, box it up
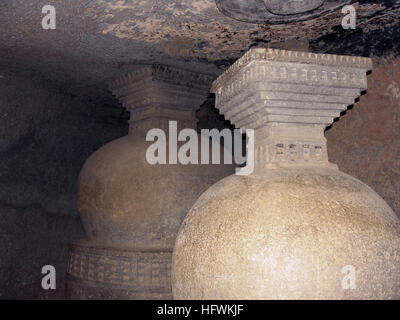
[216,62,366,105]
[211,48,372,92]
[255,141,328,165]
[67,244,172,292]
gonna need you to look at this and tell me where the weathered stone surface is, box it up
[172,48,400,299]
[216,0,349,24]
[2,0,400,106]
[68,65,234,299]
[211,48,372,170]
[264,0,325,15]
[173,168,400,299]
[2,1,400,301]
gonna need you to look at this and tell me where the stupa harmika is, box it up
[172,48,400,299]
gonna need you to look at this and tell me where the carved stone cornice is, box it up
[212,48,372,169]
[109,64,215,132]
[109,64,214,112]
[110,64,215,93]
[211,48,372,93]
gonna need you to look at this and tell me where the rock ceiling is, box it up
[1,0,399,103]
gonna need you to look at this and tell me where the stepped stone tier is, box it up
[66,64,234,299]
[172,48,400,299]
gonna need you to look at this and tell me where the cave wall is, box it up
[0,55,399,300]
[0,70,128,299]
[326,56,400,218]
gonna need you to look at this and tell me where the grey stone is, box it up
[172,48,400,299]
[215,0,352,24]
[67,64,234,299]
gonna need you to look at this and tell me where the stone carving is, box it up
[67,64,234,299]
[212,48,371,170]
[215,0,353,24]
[67,242,171,299]
[264,0,325,15]
[172,48,400,299]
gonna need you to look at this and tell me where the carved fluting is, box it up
[211,48,372,168]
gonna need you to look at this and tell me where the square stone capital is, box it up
[109,65,215,130]
[109,64,214,113]
[211,48,372,168]
[212,48,372,130]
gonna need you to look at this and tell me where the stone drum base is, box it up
[66,241,172,300]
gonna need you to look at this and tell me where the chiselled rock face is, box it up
[172,49,400,299]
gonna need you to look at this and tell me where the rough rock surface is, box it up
[1,1,400,103]
[326,57,400,218]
